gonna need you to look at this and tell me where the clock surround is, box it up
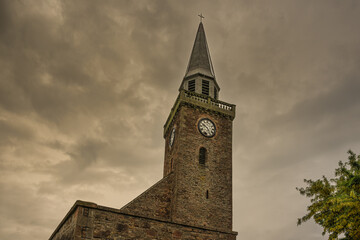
[169,127,175,147]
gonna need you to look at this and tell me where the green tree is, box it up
[297,150,360,240]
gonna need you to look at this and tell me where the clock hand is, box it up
[204,124,211,135]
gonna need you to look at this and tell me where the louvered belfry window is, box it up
[199,147,207,165]
[202,80,209,95]
[188,80,195,92]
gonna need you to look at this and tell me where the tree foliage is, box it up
[297,150,360,240]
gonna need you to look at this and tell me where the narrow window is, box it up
[188,80,195,92]
[83,208,89,216]
[199,147,207,165]
[214,88,218,99]
[202,80,209,95]
[81,227,89,238]
[170,158,174,172]
[206,190,209,199]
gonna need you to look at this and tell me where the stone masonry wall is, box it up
[50,201,237,240]
[165,104,234,232]
[164,103,183,177]
[50,204,79,240]
[120,173,174,221]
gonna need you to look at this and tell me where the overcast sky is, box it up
[0,0,360,239]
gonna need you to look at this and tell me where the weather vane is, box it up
[198,13,204,22]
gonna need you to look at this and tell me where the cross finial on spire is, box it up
[184,17,215,80]
[198,13,204,22]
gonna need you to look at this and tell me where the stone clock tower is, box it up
[163,21,236,232]
[50,22,237,240]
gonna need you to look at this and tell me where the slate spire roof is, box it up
[184,22,215,79]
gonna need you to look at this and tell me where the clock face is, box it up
[169,127,175,147]
[198,118,216,137]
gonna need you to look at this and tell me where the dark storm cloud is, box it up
[1,0,360,240]
[267,76,360,141]
[0,0,162,127]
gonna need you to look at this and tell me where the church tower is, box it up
[50,21,237,240]
[163,22,236,232]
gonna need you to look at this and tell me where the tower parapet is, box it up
[164,89,235,137]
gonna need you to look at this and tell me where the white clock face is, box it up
[198,118,216,137]
[169,128,175,147]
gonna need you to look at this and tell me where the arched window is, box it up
[206,190,209,199]
[199,147,207,165]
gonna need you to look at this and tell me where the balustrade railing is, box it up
[184,91,208,103]
[182,90,235,112]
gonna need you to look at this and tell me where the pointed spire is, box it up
[184,22,215,79]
